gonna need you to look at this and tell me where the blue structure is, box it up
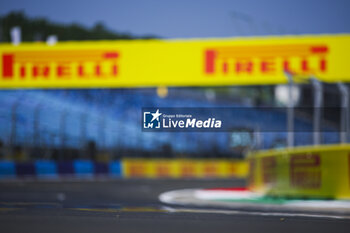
[0,89,339,159]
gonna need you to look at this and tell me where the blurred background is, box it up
[1,2,350,232]
[0,0,348,173]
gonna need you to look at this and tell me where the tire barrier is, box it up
[0,160,122,179]
[247,144,350,199]
[0,159,247,179]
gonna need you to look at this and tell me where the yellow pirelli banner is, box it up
[247,144,350,199]
[122,159,248,179]
[1,34,350,88]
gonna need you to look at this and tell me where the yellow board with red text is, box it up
[1,34,350,88]
[247,144,350,199]
[122,159,248,178]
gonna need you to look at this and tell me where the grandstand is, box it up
[0,87,340,161]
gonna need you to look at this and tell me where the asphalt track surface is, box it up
[0,179,349,233]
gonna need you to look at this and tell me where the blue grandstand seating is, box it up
[0,89,339,157]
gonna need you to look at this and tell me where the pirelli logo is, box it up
[1,36,347,88]
[204,44,328,75]
[2,50,119,80]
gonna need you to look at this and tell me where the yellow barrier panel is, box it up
[247,144,350,199]
[1,34,350,88]
[122,159,248,178]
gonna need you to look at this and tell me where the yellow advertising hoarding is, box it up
[1,34,350,88]
[122,159,248,179]
[247,144,350,199]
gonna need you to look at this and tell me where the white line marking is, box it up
[162,207,350,220]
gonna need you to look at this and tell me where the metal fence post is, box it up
[80,113,87,157]
[60,109,67,159]
[10,100,22,156]
[33,103,42,147]
[99,116,106,150]
[285,72,294,147]
[337,82,349,143]
[311,78,323,145]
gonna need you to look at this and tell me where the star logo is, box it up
[151,109,162,122]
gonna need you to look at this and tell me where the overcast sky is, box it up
[0,0,349,38]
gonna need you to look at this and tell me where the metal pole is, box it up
[285,72,294,147]
[311,78,323,145]
[10,100,22,156]
[80,113,87,158]
[99,116,106,150]
[337,82,349,143]
[60,110,67,159]
[10,104,17,148]
[33,103,42,146]
[254,128,262,150]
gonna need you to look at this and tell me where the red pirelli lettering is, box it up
[205,50,216,74]
[2,54,14,79]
